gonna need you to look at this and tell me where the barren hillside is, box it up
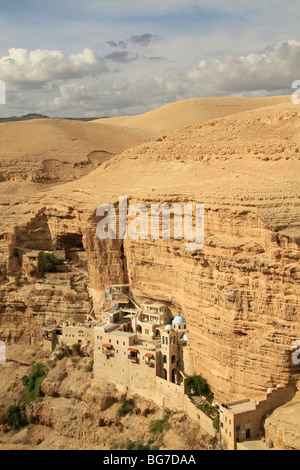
[0,96,299,449]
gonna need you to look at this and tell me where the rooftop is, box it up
[111,330,137,338]
[173,315,186,324]
[222,399,257,414]
[94,323,120,332]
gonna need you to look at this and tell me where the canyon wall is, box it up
[0,100,299,405]
[0,197,298,403]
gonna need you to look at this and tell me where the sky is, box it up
[0,0,299,117]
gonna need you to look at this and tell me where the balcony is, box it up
[145,352,155,367]
[102,343,113,357]
[103,350,113,356]
[146,361,155,367]
[128,355,138,363]
[128,347,139,363]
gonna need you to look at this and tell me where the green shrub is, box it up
[22,363,46,403]
[55,346,71,361]
[149,415,171,435]
[6,404,28,430]
[186,374,214,401]
[198,400,219,420]
[213,416,220,430]
[117,397,135,418]
[71,343,82,356]
[38,253,62,273]
[124,440,158,451]
[86,360,94,372]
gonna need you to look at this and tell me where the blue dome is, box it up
[172,315,186,324]
[165,324,172,330]
[183,334,188,342]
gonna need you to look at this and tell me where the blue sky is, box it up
[0,0,299,117]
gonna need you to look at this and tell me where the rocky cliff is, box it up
[0,98,299,409]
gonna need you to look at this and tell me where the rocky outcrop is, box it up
[264,393,300,450]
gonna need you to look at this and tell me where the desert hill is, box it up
[0,96,291,185]
[0,117,151,184]
[97,96,291,136]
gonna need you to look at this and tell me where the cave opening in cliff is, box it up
[55,233,84,255]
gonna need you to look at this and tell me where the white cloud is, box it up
[0,48,108,89]
[187,40,300,96]
[1,40,299,118]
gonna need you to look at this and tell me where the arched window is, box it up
[171,354,176,364]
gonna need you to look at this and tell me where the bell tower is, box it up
[161,325,179,383]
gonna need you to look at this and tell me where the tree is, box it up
[6,404,28,430]
[38,253,63,273]
[186,374,214,401]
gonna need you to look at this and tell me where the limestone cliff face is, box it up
[0,100,299,405]
[122,205,299,402]
[1,199,298,403]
